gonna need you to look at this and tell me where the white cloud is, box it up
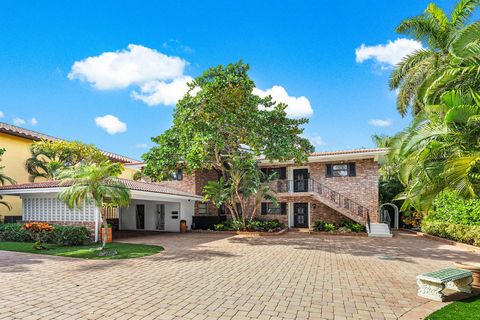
[355,38,423,66]
[12,117,26,126]
[131,76,194,106]
[94,115,127,135]
[0,111,4,118]
[368,118,392,127]
[68,44,187,90]
[30,118,38,126]
[135,143,149,149]
[253,85,314,119]
[306,135,326,148]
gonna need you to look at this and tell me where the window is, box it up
[261,202,287,215]
[326,163,356,177]
[198,203,207,214]
[172,169,183,181]
[260,167,286,180]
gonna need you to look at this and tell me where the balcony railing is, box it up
[271,179,369,222]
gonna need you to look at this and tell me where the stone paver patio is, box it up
[0,231,478,320]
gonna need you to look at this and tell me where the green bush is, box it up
[0,223,91,246]
[429,190,480,225]
[46,225,91,246]
[214,219,284,232]
[313,220,325,231]
[324,223,336,232]
[339,220,366,233]
[0,223,31,242]
[422,220,480,246]
[247,219,284,232]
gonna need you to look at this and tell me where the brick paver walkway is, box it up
[0,231,478,320]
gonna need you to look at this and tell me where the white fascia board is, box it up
[129,190,202,202]
[258,150,387,166]
[0,187,65,196]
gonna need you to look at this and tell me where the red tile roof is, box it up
[309,148,387,157]
[0,178,200,199]
[0,122,140,164]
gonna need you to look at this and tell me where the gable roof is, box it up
[0,178,201,199]
[0,122,139,164]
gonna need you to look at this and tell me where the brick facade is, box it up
[160,156,380,228]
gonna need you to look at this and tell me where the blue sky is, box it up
[0,0,465,160]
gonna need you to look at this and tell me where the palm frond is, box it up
[451,0,480,27]
[451,21,480,58]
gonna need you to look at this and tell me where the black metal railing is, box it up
[271,179,369,222]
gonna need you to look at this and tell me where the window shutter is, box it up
[261,203,267,215]
[280,203,287,215]
[326,164,333,177]
[348,163,356,177]
[279,167,287,179]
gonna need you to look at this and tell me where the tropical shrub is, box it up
[0,223,91,246]
[339,220,366,233]
[421,220,480,246]
[214,219,284,232]
[247,219,284,232]
[46,225,91,246]
[22,222,54,250]
[428,190,480,225]
[313,220,325,231]
[0,223,31,242]
[324,223,336,232]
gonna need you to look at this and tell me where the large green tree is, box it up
[58,161,130,249]
[390,0,479,116]
[26,140,107,181]
[142,61,314,181]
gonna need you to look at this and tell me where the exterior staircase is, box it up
[273,179,370,225]
[272,178,393,237]
[367,223,392,237]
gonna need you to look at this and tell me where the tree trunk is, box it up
[100,208,108,249]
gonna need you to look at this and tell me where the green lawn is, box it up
[426,296,480,320]
[0,241,164,260]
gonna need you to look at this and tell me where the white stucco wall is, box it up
[119,199,194,232]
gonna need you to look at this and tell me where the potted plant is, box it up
[180,219,187,233]
[101,223,113,243]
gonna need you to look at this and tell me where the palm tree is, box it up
[390,0,479,116]
[425,21,480,102]
[392,90,480,210]
[58,161,130,249]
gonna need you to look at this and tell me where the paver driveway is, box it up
[0,231,478,320]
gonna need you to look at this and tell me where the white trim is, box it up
[258,150,387,165]
[0,187,202,201]
[94,207,99,242]
[308,202,311,229]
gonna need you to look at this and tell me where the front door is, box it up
[293,203,309,228]
[136,204,145,229]
[293,169,309,192]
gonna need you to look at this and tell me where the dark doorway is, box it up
[136,204,145,229]
[293,169,309,192]
[293,203,309,227]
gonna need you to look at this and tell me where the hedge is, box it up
[429,190,480,225]
[421,220,480,247]
[0,223,91,246]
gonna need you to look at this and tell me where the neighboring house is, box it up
[159,148,388,230]
[0,122,141,221]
